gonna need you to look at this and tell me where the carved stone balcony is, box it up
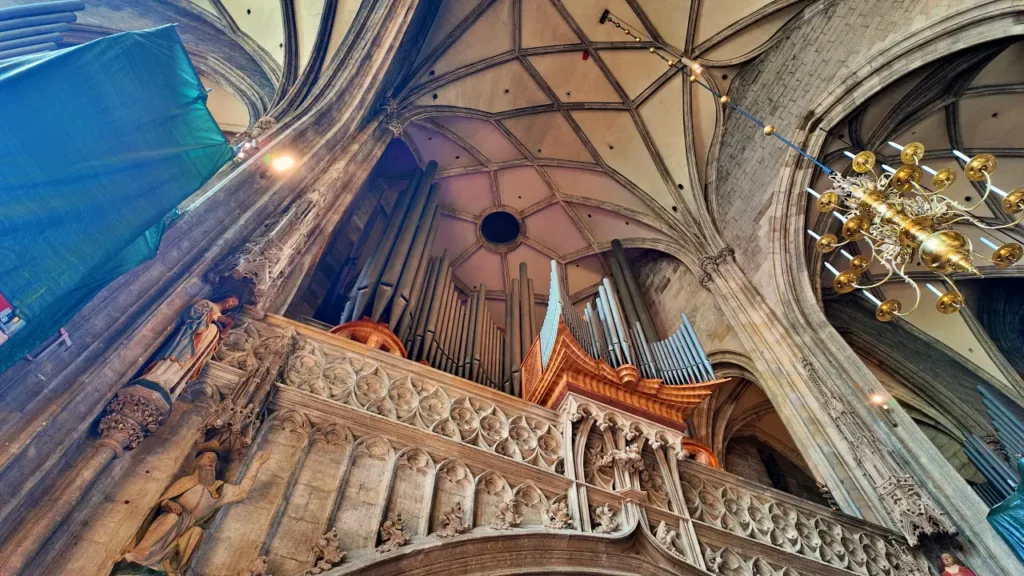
[183,313,924,575]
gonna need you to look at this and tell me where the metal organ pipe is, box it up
[348,171,420,322]
[395,213,439,337]
[532,255,717,387]
[612,239,658,342]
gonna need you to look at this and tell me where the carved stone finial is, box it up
[798,356,956,544]
[591,504,618,534]
[208,190,325,317]
[377,513,410,553]
[437,502,467,538]
[491,497,522,530]
[300,526,345,574]
[97,385,171,457]
[544,500,572,529]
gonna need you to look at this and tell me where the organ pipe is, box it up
[535,253,717,386]
[611,239,658,342]
[346,170,420,323]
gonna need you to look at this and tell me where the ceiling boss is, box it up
[814,142,1024,321]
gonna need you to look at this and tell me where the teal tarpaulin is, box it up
[0,25,234,372]
[988,458,1024,564]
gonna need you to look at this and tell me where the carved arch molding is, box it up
[327,528,702,575]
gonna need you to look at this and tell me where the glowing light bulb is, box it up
[870,393,885,405]
[272,155,296,172]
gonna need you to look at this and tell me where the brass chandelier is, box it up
[812,142,1024,321]
[595,12,1024,322]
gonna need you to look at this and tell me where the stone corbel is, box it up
[96,384,172,457]
[697,247,735,289]
[382,97,404,137]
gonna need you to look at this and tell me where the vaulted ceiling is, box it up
[391,0,814,324]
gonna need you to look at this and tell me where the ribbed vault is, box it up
[388,0,818,325]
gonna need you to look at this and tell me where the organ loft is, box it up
[1,1,1024,575]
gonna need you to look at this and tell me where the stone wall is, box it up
[632,250,745,355]
[723,438,772,487]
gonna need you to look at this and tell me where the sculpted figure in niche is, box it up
[138,297,238,401]
[938,553,976,576]
[117,443,271,575]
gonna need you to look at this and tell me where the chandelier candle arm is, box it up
[811,140,1022,321]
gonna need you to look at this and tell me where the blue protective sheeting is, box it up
[0,24,234,372]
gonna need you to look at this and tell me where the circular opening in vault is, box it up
[480,210,522,246]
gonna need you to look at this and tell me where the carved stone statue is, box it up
[938,553,976,576]
[491,497,522,530]
[592,504,618,534]
[119,445,270,575]
[377,513,410,553]
[138,297,238,401]
[545,501,572,529]
[437,502,466,538]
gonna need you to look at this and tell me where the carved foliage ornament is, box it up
[591,504,618,534]
[300,527,345,575]
[698,247,735,289]
[97,385,170,456]
[437,502,468,538]
[545,500,572,530]
[378,513,410,553]
[491,496,523,530]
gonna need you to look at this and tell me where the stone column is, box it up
[0,383,170,576]
[703,248,1020,573]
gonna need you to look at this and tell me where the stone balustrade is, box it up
[176,314,924,575]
